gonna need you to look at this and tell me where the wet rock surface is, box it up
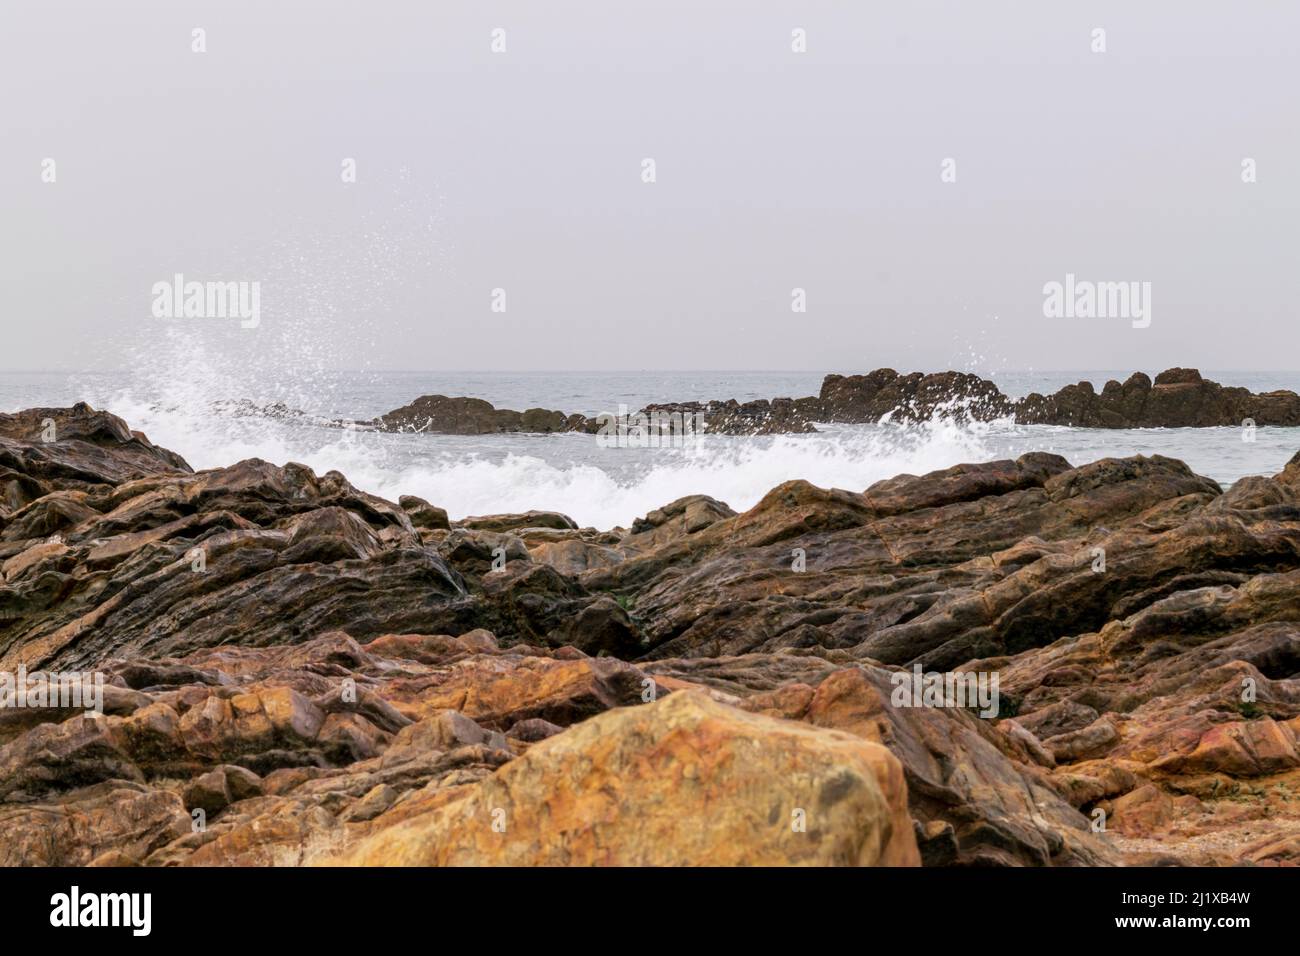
[2,403,1300,866]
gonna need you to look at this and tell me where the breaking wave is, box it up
[76,387,1006,529]
[19,332,1298,530]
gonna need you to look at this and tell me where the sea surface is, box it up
[3,364,1298,530]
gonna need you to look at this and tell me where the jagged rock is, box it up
[376,395,585,435]
[182,769,234,815]
[528,538,624,575]
[332,691,919,866]
[820,369,1013,423]
[389,710,507,753]
[655,660,1116,866]
[459,511,577,533]
[0,784,189,866]
[624,495,736,549]
[341,783,397,822]
[397,495,450,531]
[1043,719,1119,762]
[814,367,1300,428]
[1016,368,1300,427]
[4,402,1300,866]
[1107,784,1175,837]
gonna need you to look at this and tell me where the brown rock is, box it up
[332,691,919,866]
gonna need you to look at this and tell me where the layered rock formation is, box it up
[368,368,1300,437]
[3,403,1300,866]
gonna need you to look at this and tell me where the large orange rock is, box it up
[332,691,919,866]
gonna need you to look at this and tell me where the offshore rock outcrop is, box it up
[3,403,1300,866]
[814,369,1014,423]
[811,367,1300,427]
[1014,368,1300,427]
[373,394,816,436]
[376,395,589,435]
[368,368,1300,437]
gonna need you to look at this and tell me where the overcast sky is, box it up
[2,1,1298,373]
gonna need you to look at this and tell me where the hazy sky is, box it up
[2,1,1298,373]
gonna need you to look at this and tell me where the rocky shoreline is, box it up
[2,403,1300,866]
[365,367,1300,436]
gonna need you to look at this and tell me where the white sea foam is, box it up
[82,387,1006,529]
[331,422,1002,530]
[12,333,1299,530]
[93,390,1300,530]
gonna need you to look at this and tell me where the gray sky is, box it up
[2,0,1298,373]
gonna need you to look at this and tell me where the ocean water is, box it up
[3,357,1298,530]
